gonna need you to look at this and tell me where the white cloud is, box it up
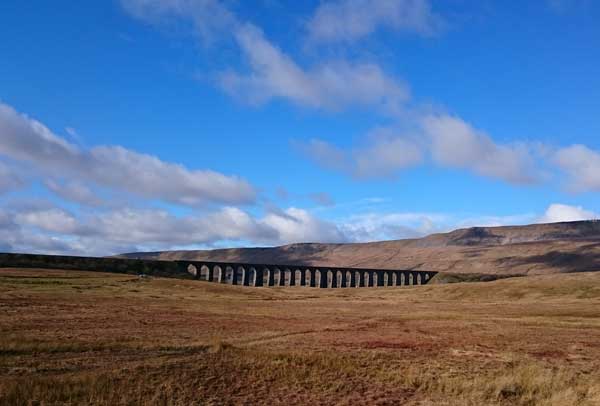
[352,128,423,177]
[0,202,347,256]
[0,162,24,194]
[340,211,447,241]
[300,115,541,184]
[262,207,347,243]
[221,24,409,112]
[45,180,104,207]
[121,2,409,113]
[299,129,423,179]
[16,208,83,235]
[554,144,600,192]
[539,203,598,223]
[307,0,442,43]
[120,0,236,44]
[0,102,256,206]
[422,114,539,184]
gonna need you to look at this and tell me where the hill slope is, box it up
[120,220,600,275]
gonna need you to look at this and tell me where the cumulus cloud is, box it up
[554,144,600,192]
[300,115,542,184]
[0,202,347,256]
[221,24,409,112]
[340,211,446,241]
[307,0,442,43]
[422,114,539,184]
[0,102,256,206]
[539,203,598,223]
[16,208,84,235]
[263,207,346,243]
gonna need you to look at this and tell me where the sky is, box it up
[0,0,599,256]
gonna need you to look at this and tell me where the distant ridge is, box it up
[120,221,600,275]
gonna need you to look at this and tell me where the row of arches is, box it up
[184,263,435,287]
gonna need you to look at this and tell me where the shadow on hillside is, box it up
[496,243,600,272]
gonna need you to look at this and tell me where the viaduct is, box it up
[0,253,437,288]
[176,260,437,288]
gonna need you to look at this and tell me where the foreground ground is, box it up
[1,269,600,405]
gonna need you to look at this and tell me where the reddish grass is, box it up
[1,268,600,405]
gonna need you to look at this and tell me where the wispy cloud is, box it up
[306,0,443,43]
[220,24,410,112]
[121,1,410,113]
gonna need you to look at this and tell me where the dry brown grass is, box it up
[1,268,600,405]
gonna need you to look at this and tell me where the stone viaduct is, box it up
[176,260,437,288]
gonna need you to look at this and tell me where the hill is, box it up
[120,220,600,275]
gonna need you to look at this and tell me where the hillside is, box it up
[121,220,600,275]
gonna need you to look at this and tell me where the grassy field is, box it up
[1,268,600,405]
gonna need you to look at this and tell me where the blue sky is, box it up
[0,0,599,255]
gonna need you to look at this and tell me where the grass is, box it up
[1,268,600,404]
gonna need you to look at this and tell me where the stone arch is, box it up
[415,273,422,285]
[285,268,294,286]
[239,266,249,286]
[367,271,375,287]
[391,272,398,286]
[336,270,344,288]
[295,269,303,286]
[274,268,284,286]
[345,270,353,288]
[225,266,235,284]
[309,269,317,287]
[316,269,325,288]
[329,270,336,288]
[383,271,390,286]
[264,267,274,286]
[200,265,211,281]
[386,271,394,287]
[186,264,198,278]
[357,271,365,287]
[212,265,222,283]
[376,271,385,287]
[250,267,261,287]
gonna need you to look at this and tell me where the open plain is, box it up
[1,268,600,405]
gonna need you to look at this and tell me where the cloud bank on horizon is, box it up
[0,0,599,255]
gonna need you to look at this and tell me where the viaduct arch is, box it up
[176,260,437,288]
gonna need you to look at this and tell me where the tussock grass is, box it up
[2,268,600,404]
[2,347,598,405]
